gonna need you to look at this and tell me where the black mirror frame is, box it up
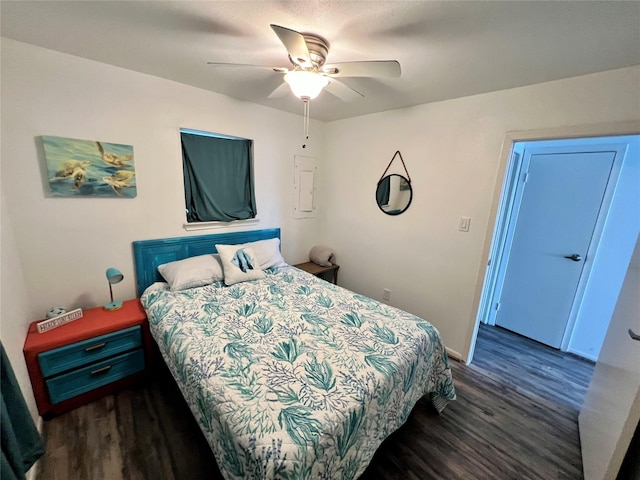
[375,174,413,216]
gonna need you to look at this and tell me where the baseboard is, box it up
[26,416,44,480]
[446,346,463,362]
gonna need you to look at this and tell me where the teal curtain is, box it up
[181,132,257,222]
[1,343,45,480]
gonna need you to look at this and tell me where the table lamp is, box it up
[105,267,124,311]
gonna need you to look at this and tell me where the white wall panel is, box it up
[1,38,323,322]
[322,66,640,360]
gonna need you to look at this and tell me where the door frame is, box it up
[465,121,640,364]
[484,139,625,350]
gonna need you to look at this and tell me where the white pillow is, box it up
[238,238,287,269]
[157,254,223,291]
[216,244,266,286]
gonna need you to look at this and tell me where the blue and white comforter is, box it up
[141,266,455,480]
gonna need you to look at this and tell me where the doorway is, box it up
[476,133,639,360]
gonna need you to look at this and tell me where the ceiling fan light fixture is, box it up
[284,71,329,100]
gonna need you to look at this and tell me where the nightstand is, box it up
[294,261,340,285]
[23,298,152,418]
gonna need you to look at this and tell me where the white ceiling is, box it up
[1,1,639,122]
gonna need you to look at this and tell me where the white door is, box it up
[579,235,640,480]
[495,145,616,348]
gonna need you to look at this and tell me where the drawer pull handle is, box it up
[90,365,112,375]
[85,342,106,352]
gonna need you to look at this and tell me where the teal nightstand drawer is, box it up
[46,348,145,405]
[38,326,142,378]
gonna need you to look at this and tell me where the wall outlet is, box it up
[383,288,391,301]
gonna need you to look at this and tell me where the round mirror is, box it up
[375,174,413,215]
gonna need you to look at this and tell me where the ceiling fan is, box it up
[208,24,400,144]
[208,24,401,104]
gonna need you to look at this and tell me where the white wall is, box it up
[0,38,323,409]
[0,190,39,421]
[1,38,323,312]
[322,66,640,361]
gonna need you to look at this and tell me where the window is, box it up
[180,129,256,223]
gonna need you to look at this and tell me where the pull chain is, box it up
[302,98,310,148]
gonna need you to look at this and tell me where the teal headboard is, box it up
[132,228,281,296]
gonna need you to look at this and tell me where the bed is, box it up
[133,228,455,480]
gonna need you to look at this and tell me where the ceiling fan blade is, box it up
[324,78,364,102]
[270,24,313,67]
[323,60,401,78]
[207,62,289,73]
[267,82,291,99]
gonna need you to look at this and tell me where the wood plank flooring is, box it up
[36,324,594,480]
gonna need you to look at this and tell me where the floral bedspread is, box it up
[141,266,455,480]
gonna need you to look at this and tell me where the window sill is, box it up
[183,218,260,232]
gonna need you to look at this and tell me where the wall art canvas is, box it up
[42,136,136,197]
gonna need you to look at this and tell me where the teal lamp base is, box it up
[104,301,123,311]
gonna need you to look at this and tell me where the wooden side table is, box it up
[294,261,340,285]
[23,298,152,418]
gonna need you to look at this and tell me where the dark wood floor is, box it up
[36,324,594,480]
